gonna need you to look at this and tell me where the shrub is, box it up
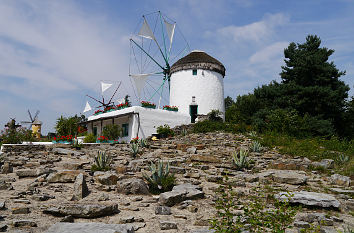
[208,109,223,122]
[232,148,251,170]
[157,124,175,138]
[84,133,96,143]
[210,179,297,233]
[102,124,121,140]
[0,127,35,144]
[91,150,112,172]
[143,160,175,194]
[192,120,226,133]
[55,115,83,136]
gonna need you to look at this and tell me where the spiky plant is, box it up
[131,143,139,158]
[138,138,148,148]
[143,160,175,194]
[232,148,251,170]
[248,131,257,137]
[91,150,112,171]
[181,128,188,136]
[251,140,262,152]
[338,154,349,164]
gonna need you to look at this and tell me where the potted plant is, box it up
[116,102,129,110]
[94,109,103,115]
[163,105,178,112]
[141,101,156,109]
[104,106,116,113]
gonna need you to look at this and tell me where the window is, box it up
[192,69,197,75]
[122,123,129,137]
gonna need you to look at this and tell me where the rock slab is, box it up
[43,204,119,218]
[276,191,341,208]
[71,173,89,200]
[45,222,134,233]
[117,178,149,195]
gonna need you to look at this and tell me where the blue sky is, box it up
[0,0,353,134]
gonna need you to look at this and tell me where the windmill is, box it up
[21,110,42,139]
[84,81,122,113]
[129,11,190,108]
[5,118,21,131]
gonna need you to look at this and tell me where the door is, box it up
[189,105,198,123]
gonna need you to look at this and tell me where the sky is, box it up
[0,0,353,134]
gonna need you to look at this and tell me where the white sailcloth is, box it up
[116,98,125,104]
[83,101,92,113]
[164,20,175,51]
[130,74,150,98]
[101,82,112,93]
[138,18,155,40]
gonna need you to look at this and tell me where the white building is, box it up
[169,50,226,121]
[85,50,225,140]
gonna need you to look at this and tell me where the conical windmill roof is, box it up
[170,50,225,76]
[32,119,42,125]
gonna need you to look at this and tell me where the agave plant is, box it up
[138,138,148,148]
[131,143,139,158]
[142,160,175,193]
[251,140,262,152]
[232,148,250,170]
[338,154,349,164]
[181,128,188,136]
[91,150,112,171]
[248,131,257,137]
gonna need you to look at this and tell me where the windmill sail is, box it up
[83,101,92,113]
[164,20,175,52]
[130,74,150,98]
[101,82,112,93]
[116,98,125,104]
[138,18,155,40]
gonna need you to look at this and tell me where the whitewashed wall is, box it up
[169,69,225,118]
[87,106,190,141]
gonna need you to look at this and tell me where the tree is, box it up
[279,35,349,129]
[55,115,82,136]
[224,96,234,111]
[125,95,132,107]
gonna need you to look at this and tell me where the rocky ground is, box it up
[0,132,353,233]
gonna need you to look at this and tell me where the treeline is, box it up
[225,35,354,139]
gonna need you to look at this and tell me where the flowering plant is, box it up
[97,135,109,143]
[130,136,139,144]
[78,126,87,134]
[94,109,103,115]
[104,106,116,112]
[116,102,129,109]
[54,135,73,142]
[163,105,178,111]
[141,101,156,108]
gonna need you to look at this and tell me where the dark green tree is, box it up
[224,96,234,111]
[125,95,132,107]
[279,35,349,127]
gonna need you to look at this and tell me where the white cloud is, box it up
[217,13,289,43]
[249,41,288,64]
[0,1,130,97]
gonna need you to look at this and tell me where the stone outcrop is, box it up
[47,170,84,183]
[43,204,119,218]
[276,191,341,208]
[117,178,149,195]
[71,173,89,201]
[45,222,134,233]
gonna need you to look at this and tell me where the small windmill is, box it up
[21,110,42,139]
[5,118,21,130]
[84,81,122,113]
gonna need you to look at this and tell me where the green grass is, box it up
[258,132,354,178]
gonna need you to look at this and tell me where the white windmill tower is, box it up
[169,50,226,122]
